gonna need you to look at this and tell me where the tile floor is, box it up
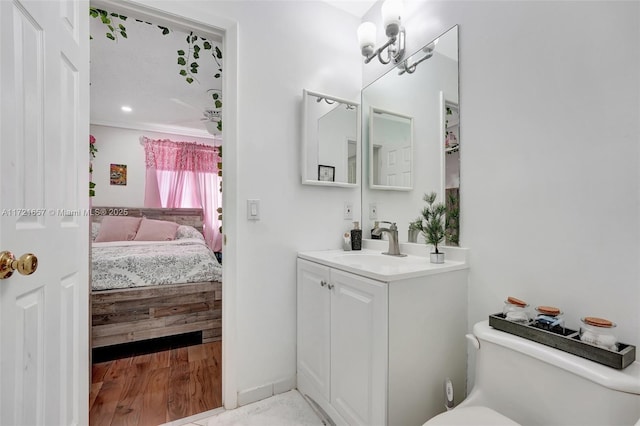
[165,390,325,426]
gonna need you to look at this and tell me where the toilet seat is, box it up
[424,406,520,426]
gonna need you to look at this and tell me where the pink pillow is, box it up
[134,218,179,241]
[94,216,142,242]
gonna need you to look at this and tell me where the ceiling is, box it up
[89,2,377,139]
[89,10,223,139]
[323,0,377,17]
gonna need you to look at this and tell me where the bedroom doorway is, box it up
[87,1,237,423]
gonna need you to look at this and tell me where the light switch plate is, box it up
[247,199,260,220]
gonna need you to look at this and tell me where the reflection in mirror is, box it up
[362,25,459,245]
[444,101,460,245]
[369,107,413,190]
[302,90,360,187]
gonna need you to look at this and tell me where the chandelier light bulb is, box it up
[357,22,376,57]
[381,0,403,37]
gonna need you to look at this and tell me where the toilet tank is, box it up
[465,321,640,426]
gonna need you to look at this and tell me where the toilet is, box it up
[425,321,640,426]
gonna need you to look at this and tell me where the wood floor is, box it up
[90,342,222,426]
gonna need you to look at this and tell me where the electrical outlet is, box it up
[369,203,378,220]
[344,202,353,220]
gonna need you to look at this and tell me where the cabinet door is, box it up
[330,269,388,426]
[297,259,332,401]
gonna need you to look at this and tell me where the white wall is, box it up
[362,1,639,345]
[89,124,215,207]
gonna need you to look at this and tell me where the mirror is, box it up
[369,107,413,190]
[362,25,459,244]
[302,89,360,187]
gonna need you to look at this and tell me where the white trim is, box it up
[90,119,218,140]
[236,375,297,407]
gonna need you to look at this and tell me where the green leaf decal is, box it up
[177,57,186,66]
[215,100,222,108]
[106,33,115,40]
[120,31,127,38]
[203,41,212,50]
[215,47,222,59]
[186,77,194,84]
[214,73,220,78]
[179,70,187,76]
[193,52,199,59]
[177,50,185,56]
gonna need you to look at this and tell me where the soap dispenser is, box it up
[371,221,381,240]
[351,221,362,251]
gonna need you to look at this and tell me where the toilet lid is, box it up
[424,406,520,426]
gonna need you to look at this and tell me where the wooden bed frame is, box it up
[91,207,221,349]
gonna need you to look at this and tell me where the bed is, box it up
[90,207,222,349]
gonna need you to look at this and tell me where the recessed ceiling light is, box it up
[121,106,132,112]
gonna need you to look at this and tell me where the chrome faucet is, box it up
[372,221,406,257]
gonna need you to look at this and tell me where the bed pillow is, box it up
[94,216,142,242]
[91,222,101,241]
[176,225,205,241]
[134,218,180,241]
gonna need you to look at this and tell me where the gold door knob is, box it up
[0,251,38,279]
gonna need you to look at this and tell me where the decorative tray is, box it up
[489,313,636,370]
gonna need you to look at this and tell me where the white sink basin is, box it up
[298,249,467,281]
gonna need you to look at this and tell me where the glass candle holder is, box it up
[503,296,531,324]
[580,317,618,351]
[534,306,564,332]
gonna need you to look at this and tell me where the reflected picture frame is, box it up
[318,165,335,182]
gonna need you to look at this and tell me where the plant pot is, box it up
[408,229,419,243]
[430,252,445,264]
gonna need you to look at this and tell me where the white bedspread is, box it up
[91,238,222,291]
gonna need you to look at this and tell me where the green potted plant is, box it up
[418,192,447,263]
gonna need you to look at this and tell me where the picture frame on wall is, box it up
[110,164,127,186]
[318,165,335,182]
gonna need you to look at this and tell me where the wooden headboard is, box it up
[91,207,204,234]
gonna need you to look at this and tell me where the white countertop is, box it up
[297,248,469,282]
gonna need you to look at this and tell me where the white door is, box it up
[0,0,89,425]
[330,269,387,426]
[297,259,331,401]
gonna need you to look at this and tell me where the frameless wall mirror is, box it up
[369,107,413,190]
[302,89,360,187]
[362,25,459,245]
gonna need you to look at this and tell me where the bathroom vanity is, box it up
[296,249,469,426]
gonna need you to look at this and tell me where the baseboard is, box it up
[237,374,297,406]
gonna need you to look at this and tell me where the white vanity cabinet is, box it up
[297,259,388,425]
[297,255,468,426]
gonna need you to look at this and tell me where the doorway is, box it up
[87,1,237,423]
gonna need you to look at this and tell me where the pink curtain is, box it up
[144,137,222,252]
